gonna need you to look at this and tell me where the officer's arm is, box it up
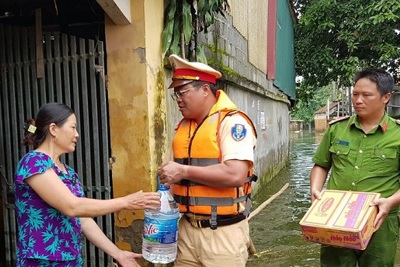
[310,164,329,203]
[385,189,400,208]
[158,159,250,188]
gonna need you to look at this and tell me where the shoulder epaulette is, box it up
[387,117,400,126]
[329,116,350,125]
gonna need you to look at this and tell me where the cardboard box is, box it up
[299,189,380,250]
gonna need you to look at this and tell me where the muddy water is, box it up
[247,131,400,267]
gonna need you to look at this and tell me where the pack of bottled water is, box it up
[142,183,180,264]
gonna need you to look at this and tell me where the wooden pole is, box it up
[248,183,290,221]
[35,9,44,78]
[248,238,257,255]
[247,182,290,255]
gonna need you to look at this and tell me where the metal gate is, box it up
[388,86,400,118]
[0,24,113,267]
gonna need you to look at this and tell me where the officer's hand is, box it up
[310,189,322,204]
[371,197,391,232]
[158,161,186,187]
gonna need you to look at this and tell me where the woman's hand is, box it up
[125,190,160,210]
[114,250,142,267]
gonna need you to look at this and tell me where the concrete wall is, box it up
[314,116,328,132]
[209,11,291,191]
[229,0,268,74]
[290,120,304,132]
[226,86,290,193]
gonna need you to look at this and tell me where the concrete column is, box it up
[105,0,166,253]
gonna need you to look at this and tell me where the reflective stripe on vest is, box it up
[175,158,219,167]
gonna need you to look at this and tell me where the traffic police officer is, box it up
[158,54,257,267]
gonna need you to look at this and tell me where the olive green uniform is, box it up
[313,114,400,267]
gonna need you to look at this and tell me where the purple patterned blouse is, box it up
[14,151,85,265]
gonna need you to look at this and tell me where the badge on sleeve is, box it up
[231,124,247,141]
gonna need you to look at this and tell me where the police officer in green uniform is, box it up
[310,68,400,267]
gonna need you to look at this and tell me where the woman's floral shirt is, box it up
[14,151,85,263]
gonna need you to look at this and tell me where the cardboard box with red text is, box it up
[299,190,380,250]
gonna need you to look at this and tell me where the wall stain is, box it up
[134,47,146,63]
[153,68,167,167]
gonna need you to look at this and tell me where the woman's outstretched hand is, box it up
[114,250,142,267]
[125,190,160,210]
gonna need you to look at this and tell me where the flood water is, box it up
[247,130,400,267]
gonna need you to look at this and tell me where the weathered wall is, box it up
[230,0,268,74]
[314,115,328,132]
[290,120,304,132]
[105,0,166,253]
[225,86,290,193]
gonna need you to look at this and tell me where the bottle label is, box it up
[143,216,179,244]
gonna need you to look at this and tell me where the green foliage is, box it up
[182,1,192,45]
[293,0,400,88]
[162,0,230,62]
[162,0,176,55]
[290,82,332,123]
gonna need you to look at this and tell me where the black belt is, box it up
[184,214,246,229]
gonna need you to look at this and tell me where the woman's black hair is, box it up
[22,103,74,149]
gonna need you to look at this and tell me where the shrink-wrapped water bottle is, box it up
[142,182,180,264]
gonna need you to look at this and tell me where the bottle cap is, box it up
[156,174,170,191]
[158,183,170,191]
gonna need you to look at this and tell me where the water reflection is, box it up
[248,131,320,267]
[248,130,400,267]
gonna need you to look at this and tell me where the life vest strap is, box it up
[177,174,257,187]
[243,196,252,217]
[246,174,258,183]
[174,194,248,206]
[177,179,202,186]
[184,213,246,229]
[174,157,219,166]
[211,206,217,229]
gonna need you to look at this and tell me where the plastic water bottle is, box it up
[142,183,180,264]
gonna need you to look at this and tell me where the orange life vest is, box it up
[171,90,257,217]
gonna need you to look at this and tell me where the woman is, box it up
[14,102,160,267]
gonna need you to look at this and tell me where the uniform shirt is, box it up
[313,114,400,213]
[14,151,85,263]
[220,113,256,213]
[220,113,257,164]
